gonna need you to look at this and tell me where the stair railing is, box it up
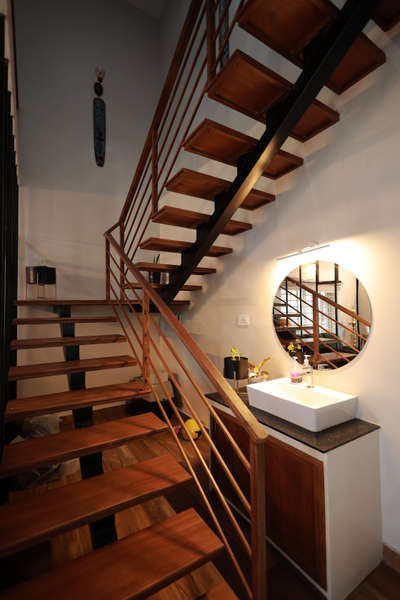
[105,229,267,600]
[274,276,370,368]
[107,0,242,280]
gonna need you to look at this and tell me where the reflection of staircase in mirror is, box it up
[273,263,371,369]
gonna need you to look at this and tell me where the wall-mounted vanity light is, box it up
[276,241,330,261]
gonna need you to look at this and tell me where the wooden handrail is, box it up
[105,230,267,442]
[286,276,371,328]
[119,0,203,223]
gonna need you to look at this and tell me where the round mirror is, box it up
[273,261,371,370]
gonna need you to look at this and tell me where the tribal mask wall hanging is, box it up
[93,67,106,167]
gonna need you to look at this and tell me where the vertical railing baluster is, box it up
[250,438,267,600]
[313,294,320,364]
[207,0,216,82]
[151,127,158,216]
[119,222,125,301]
[142,290,150,384]
[105,238,110,301]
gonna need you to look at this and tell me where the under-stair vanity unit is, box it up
[207,387,381,600]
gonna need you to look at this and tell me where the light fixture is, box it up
[276,242,330,261]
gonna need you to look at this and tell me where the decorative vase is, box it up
[223,356,249,380]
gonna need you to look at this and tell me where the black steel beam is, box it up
[161,0,381,303]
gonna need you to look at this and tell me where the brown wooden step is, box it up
[1,508,223,600]
[13,316,118,325]
[8,355,137,381]
[11,334,127,351]
[152,205,253,235]
[184,119,303,179]
[166,168,275,210]
[16,299,119,306]
[374,0,400,31]
[0,413,167,478]
[135,261,216,275]
[124,281,202,291]
[4,381,150,421]
[203,582,239,599]
[140,237,232,257]
[238,0,386,94]
[207,50,339,141]
[0,454,191,558]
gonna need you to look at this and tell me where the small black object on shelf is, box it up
[26,266,57,298]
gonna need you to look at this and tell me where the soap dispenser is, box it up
[303,355,314,388]
[290,356,303,384]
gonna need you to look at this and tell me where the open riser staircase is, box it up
[1,1,400,599]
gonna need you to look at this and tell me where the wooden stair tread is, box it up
[11,334,126,350]
[238,0,385,94]
[203,582,239,599]
[207,50,339,141]
[1,508,223,600]
[0,454,191,558]
[184,119,303,178]
[135,261,216,275]
[8,355,137,381]
[0,413,167,478]
[166,168,275,210]
[16,299,121,306]
[140,237,232,257]
[13,316,118,325]
[5,381,150,421]
[315,351,357,363]
[124,281,202,291]
[152,205,252,235]
[374,0,400,31]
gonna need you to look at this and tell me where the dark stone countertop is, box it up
[206,389,380,453]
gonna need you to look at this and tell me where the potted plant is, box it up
[223,347,249,387]
[148,254,161,284]
[248,356,271,383]
[287,342,304,364]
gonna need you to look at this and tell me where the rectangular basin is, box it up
[247,378,357,432]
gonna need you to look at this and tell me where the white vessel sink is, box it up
[247,378,357,432]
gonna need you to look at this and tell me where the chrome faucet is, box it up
[303,355,314,388]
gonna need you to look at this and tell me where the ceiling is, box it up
[126,0,167,19]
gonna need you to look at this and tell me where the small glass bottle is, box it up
[290,356,303,384]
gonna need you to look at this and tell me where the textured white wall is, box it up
[157,2,400,553]
[15,0,162,297]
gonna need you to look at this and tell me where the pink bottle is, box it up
[290,356,303,384]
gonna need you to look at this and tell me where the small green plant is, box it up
[230,347,242,360]
[248,357,271,378]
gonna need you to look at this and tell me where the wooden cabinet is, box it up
[210,408,327,588]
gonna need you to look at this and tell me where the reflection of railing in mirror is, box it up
[274,276,371,370]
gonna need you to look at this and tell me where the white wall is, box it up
[15,0,162,297]
[156,2,400,553]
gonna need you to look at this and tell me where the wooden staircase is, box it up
[1,298,239,598]
[2,1,400,599]
[112,0,397,307]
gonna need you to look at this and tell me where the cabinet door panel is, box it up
[212,409,327,589]
[265,436,326,588]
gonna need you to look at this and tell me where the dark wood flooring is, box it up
[1,405,399,599]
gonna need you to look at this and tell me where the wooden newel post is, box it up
[105,238,110,301]
[206,0,216,83]
[250,438,267,600]
[142,290,150,384]
[151,127,158,216]
[312,293,319,363]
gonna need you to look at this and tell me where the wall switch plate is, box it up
[237,314,250,327]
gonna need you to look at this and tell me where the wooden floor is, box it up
[1,405,399,599]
